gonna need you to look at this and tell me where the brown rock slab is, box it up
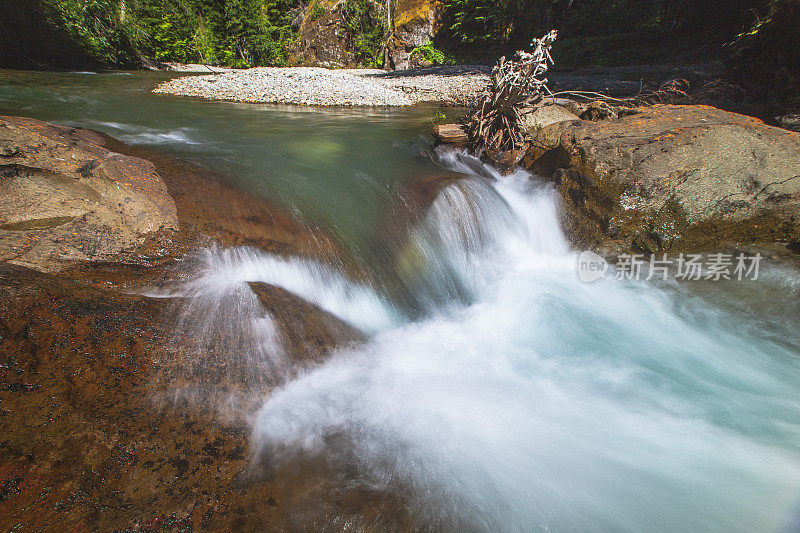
[521,103,580,132]
[0,258,371,531]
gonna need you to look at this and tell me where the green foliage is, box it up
[45,0,138,65]
[729,0,800,106]
[42,0,300,68]
[341,0,387,68]
[437,0,774,67]
[410,43,453,65]
[308,0,325,22]
[440,0,520,47]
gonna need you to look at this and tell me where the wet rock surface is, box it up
[0,117,373,530]
[0,116,178,272]
[0,259,374,531]
[0,262,268,531]
[525,104,800,255]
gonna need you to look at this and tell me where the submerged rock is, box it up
[526,104,800,254]
[0,118,376,529]
[248,281,365,363]
[0,116,178,271]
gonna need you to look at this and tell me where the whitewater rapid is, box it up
[190,150,800,531]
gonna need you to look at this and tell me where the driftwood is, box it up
[466,30,558,163]
[433,123,469,144]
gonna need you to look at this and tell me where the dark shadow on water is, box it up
[362,65,491,78]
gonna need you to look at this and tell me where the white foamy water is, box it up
[243,149,800,531]
[77,120,203,145]
[145,245,398,384]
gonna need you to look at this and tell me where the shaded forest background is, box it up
[0,0,797,107]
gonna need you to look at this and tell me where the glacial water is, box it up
[3,70,800,531]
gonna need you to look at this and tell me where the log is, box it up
[432,123,469,145]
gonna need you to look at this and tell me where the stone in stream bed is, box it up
[0,118,386,529]
[0,260,370,531]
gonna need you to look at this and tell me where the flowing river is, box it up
[3,70,800,532]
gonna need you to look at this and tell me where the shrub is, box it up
[410,43,453,65]
[341,0,388,67]
[308,0,325,21]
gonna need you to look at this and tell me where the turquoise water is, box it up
[3,70,800,532]
[0,69,446,253]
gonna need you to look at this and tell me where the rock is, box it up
[0,116,178,271]
[0,261,366,531]
[432,123,468,144]
[248,281,365,362]
[526,104,800,253]
[562,100,589,117]
[0,119,377,530]
[521,103,580,132]
[290,0,350,67]
[579,100,617,121]
[288,0,439,71]
[778,113,800,132]
[386,0,439,70]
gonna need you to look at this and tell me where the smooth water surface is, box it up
[0,69,443,252]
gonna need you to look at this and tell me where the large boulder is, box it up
[0,116,178,271]
[526,104,800,254]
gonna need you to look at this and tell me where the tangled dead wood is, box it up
[546,78,692,108]
[466,30,558,163]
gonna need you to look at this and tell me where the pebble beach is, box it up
[152,66,491,107]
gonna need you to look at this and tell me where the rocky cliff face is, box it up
[385,0,440,70]
[291,0,352,67]
[291,0,440,69]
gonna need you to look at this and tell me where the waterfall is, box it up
[186,149,800,531]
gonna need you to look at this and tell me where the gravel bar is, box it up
[153,66,491,107]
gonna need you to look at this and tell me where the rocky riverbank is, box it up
[3,104,800,529]
[151,63,746,109]
[522,103,800,257]
[433,100,800,260]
